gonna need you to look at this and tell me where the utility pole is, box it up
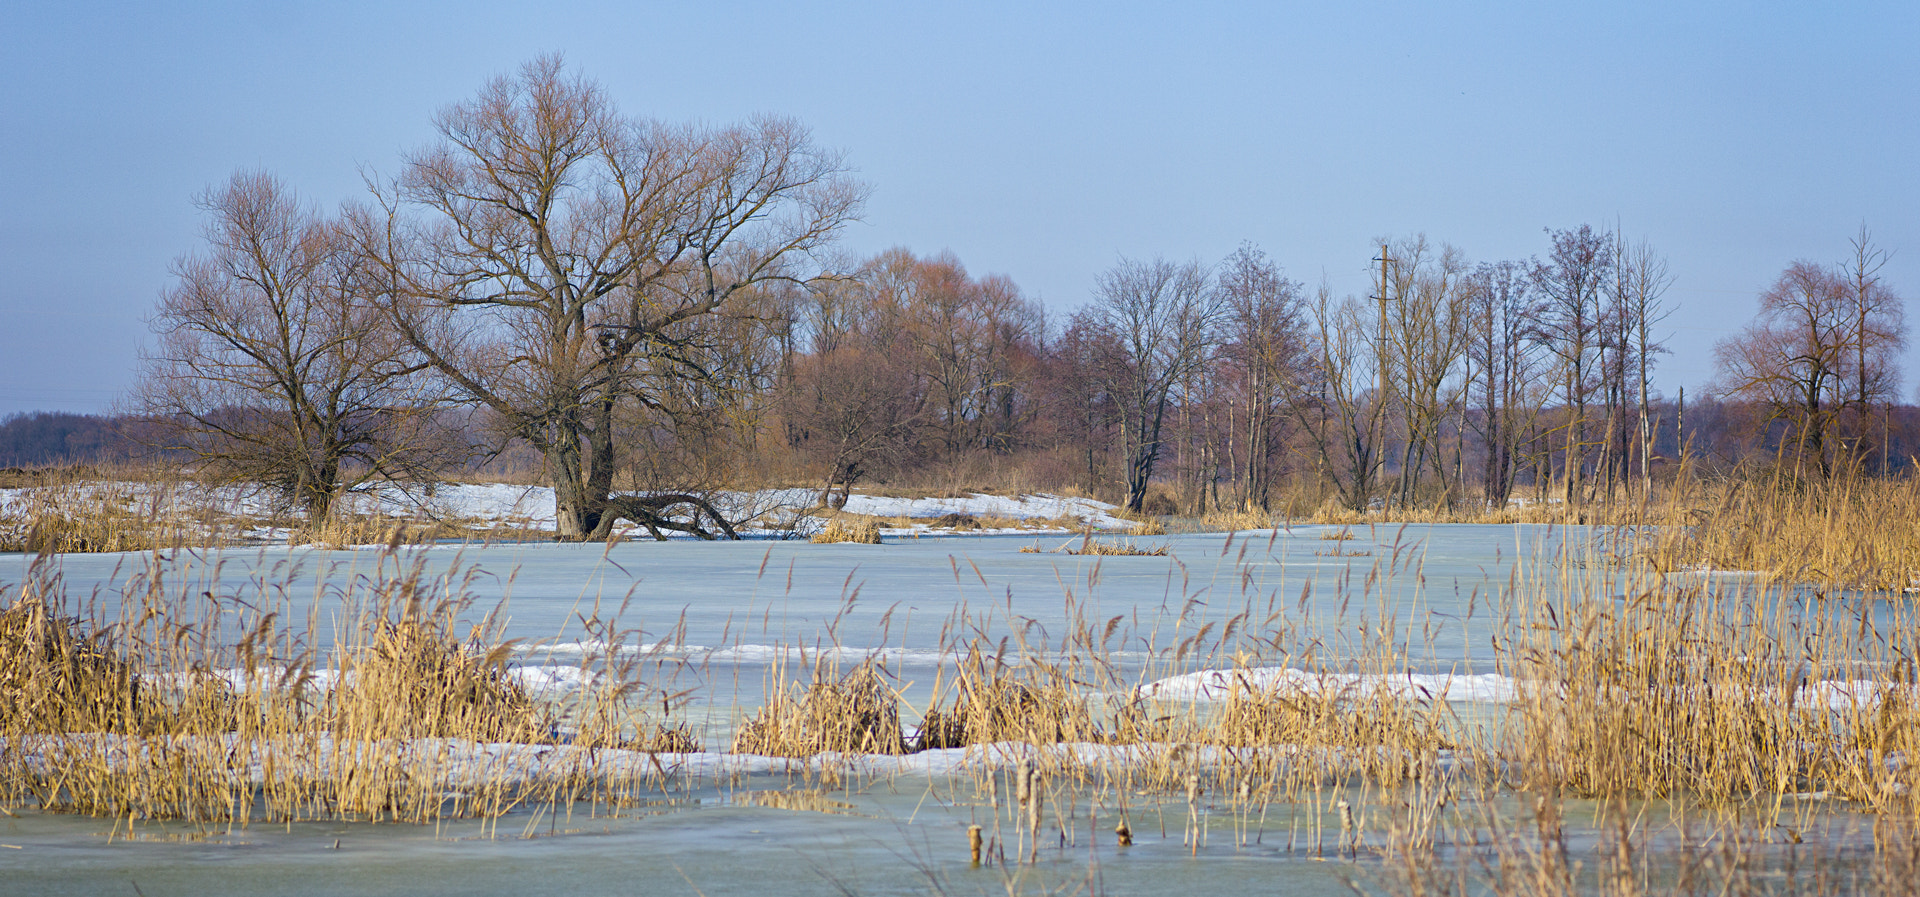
[1371,244,1395,509]
[1676,386,1686,467]
[1373,244,1392,398]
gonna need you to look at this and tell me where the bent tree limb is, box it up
[591,493,741,542]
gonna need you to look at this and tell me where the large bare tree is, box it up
[138,170,453,528]
[1614,236,1672,499]
[357,56,863,539]
[1086,257,1223,513]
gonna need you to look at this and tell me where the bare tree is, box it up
[863,249,1040,459]
[1047,313,1126,492]
[797,267,873,359]
[1841,227,1906,472]
[1215,243,1308,512]
[137,171,455,528]
[1086,257,1223,512]
[1465,260,1546,507]
[1713,261,1871,479]
[783,343,925,508]
[1615,237,1673,498]
[357,56,863,540]
[1531,225,1614,505]
[974,273,1046,452]
[1302,285,1390,511]
[1378,236,1471,508]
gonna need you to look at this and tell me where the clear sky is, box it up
[3,1,1915,417]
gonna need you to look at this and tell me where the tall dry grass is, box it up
[1345,532,1920,894]
[809,518,883,544]
[1292,464,1920,593]
[0,549,695,825]
[0,584,142,735]
[1649,471,1920,590]
[1495,551,1920,814]
[919,645,1101,749]
[0,465,241,553]
[732,659,906,755]
[771,524,1920,877]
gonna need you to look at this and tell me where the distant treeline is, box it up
[10,398,1920,492]
[0,412,136,469]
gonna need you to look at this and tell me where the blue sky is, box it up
[3,1,1916,416]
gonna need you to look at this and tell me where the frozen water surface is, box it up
[14,524,1579,720]
[0,781,1364,897]
[3,523,1884,895]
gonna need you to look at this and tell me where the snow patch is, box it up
[1142,667,1519,704]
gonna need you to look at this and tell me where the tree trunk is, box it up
[548,435,592,540]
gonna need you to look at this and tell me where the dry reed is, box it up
[919,647,1100,749]
[0,549,691,825]
[732,659,904,755]
[0,467,240,553]
[1650,472,1920,590]
[810,519,883,544]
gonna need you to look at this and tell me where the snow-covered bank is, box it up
[1142,667,1520,704]
[0,732,1486,787]
[1,481,1136,543]
[1142,665,1904,712]
[837,491,1134,532]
